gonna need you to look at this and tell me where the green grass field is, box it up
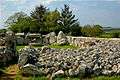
[16,44,79,51]
[15,75,120,80]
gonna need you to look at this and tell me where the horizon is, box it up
[0,0,120,29]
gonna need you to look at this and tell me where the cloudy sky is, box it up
[0,0,120,28]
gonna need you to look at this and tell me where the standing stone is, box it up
[49,32,56,44]
[57,31,68,45]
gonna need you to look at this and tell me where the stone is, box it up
[68,69,75,76]
[16,37,24,45]
[57,31,68,45]
[17,38,120,77]
[77,64,86,77]
[18,46,38,69]
[40,46,50,53]
[21,64,44,75]
[112,65,118,73]
[49,32,56,44]
[51,70,64,78]
[117,63,120,74]
[0,38,5,46]
[93,64,102,76]
[0,31,17,66]
[5,31,16,54]
[102,70,113,76]
[18,53,29,68]
[25,33,42,45]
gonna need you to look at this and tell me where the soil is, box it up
[0,64,29,80]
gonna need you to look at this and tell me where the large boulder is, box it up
[44,32,57,45]
[49,32,56,44]
[57,31,68,45]
[68,64,86,77]
[18,46,38,68]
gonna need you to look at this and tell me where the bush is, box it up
[112,32,120,38]
[99,32,120,38]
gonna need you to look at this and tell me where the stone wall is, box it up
[15,32,120,48]
[69,37,120,48]
[15,33,42,45]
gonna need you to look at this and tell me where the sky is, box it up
[0,0,120,29]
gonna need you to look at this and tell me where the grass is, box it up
[14,76,120,80]
[1,64,120,80]
[29,76,48,80]
[105,29,120,33]
[16,44,79,51]
[99,32,120,38]
[92,76,120,80]
[16,45,25,51]
[48,44,79,49]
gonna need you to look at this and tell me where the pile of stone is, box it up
[0,31,17,65]
[18,40,120,79]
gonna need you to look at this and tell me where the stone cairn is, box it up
[18,39,120,79]
[0,31,17,65]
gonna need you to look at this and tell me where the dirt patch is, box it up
[0,64,29,80]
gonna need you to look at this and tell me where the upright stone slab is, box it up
[49,32,56,44]
[57,31,68,45]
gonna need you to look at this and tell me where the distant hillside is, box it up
[103,27,120,33]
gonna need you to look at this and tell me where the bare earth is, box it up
[0,64,29,80]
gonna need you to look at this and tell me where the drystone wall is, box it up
[69,37,120,48]
[15,31,120,48]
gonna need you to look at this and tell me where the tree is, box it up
[81,24,104,37]
[58,4,78,34]
[81,24,91,37]
[5,12,27,27]
[0,29,7,33]
[8,17,30,33]
[8,15,37,33]
[70,23,82,36]
[44,9,60,33]
[93,24,103,36]
[30,5,48,34]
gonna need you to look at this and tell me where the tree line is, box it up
[5,4,104,37]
